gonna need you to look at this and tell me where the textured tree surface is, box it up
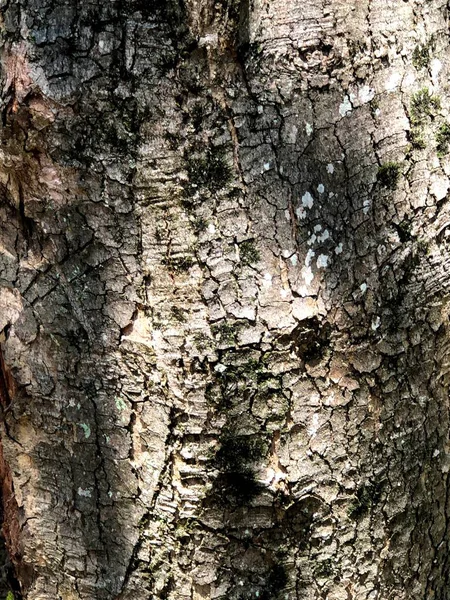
[1,0,450,599]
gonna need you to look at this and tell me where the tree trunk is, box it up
[0,0,450,598]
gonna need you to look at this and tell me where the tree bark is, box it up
[0,0,450,599]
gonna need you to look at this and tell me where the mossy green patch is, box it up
[186,146,233,194]
[436,122,450,157]
[192,216,208,234]
[240,240,260,265]
[192,332,213,351]
[377,162,401,189]
[314,558,335,579]
[163,255,195,272]
[410,127,426,150]
[410,88,440,124]
[212,321,238,345]
[412,44,431,69]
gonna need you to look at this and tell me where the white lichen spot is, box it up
[314,224,322,232]
[108,491,113,498]
[285,209,290,221]
[208,223,216,234]
[263,162,271,171]
[329,191,335,198]
[359,85,375,104]
[371,316,381,331]
[363,199,371,214]
[115,396,127,412]
[290,254,298,266]
[335,242,343,255]
[385,72,401,92]
[257,105,264,114]
[302,191,314,209]
[317,183,325,194]
[198,32,219,47]
[79,423,91,439]
[263,273,273,288]
[404,72,416,87]
[327,163,334,174]
[214,363,227,373]
[375,108,381,117]
[302,266,314,285]
[431,59,442,87]
[261,467,275,486]
[77,487,92,498]
[305,122,313,136]
[316,254,329,268]
[318,229,330,243]
[339,95,352,117]
[305,249,316,267]
[360,282,367,294]
[286,124,298,144]
[433,449,440,458]
[307,234,317,246]
[296,206,307,220]
[430,176,449,201]
[308,413,320,438]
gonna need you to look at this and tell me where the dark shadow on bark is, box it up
[0,0,190,598]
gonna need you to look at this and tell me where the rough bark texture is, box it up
[1,0,450,599]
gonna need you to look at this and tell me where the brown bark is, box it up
[0,1,450,599]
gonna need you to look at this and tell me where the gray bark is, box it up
[0,1,450,599]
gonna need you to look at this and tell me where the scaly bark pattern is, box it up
[0,1,450,599]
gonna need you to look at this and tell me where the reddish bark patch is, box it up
[0,350,32,597]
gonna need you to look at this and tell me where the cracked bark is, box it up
[0,0,450,599]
